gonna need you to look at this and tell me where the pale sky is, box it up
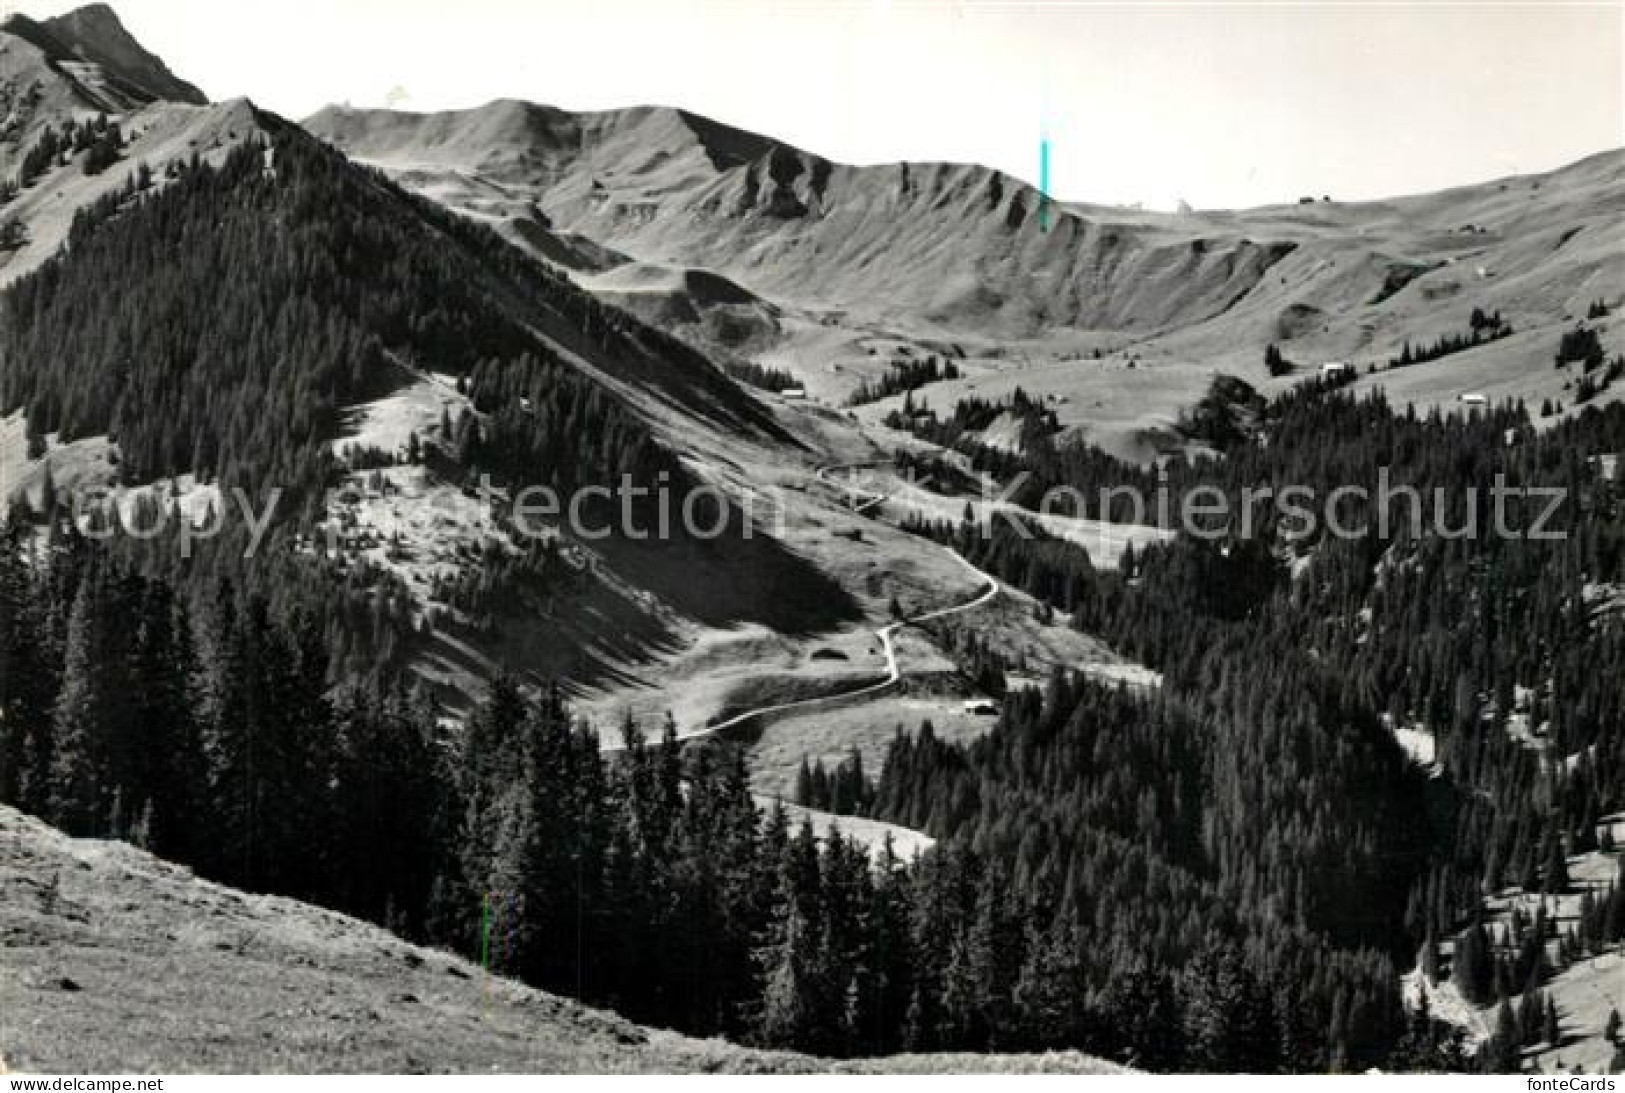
[19,0,1625,209]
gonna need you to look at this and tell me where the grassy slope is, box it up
[0,805,1123,1075]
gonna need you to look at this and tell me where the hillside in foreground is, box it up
[0,806,1123,1075]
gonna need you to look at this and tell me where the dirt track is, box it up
[599,460,998,753]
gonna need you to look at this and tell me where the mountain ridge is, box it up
[304,97,1625,354]
[39,2,206,105]
[0,3,204,115]
[313,96,1625,214]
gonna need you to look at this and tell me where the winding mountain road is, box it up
[598,460,998,753]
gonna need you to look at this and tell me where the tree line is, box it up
[1389,308,1513,369]
[847,355,961,407]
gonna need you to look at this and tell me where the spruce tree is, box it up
[47,575,108,833]
[1453,922,1493,1003]
[754,892,818,1051]
[1486,998,1519,1072]
[1541,824,1570,892]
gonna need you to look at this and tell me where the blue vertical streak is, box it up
[1039,137,1051,233]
